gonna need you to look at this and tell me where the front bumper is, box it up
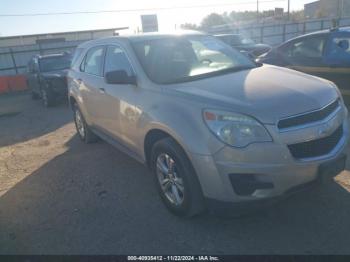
[47,78,68,98]
[190,111,349,204]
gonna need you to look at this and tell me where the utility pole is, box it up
[340,0,344,19]
[287,0,290,20]
[257,0,259,22]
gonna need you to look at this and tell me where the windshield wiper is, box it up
[162,65,256,85]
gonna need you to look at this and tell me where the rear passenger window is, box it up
[81,46,105,76]
[283,36,327,58]
[331,36,350,55]
[104,46,134,77]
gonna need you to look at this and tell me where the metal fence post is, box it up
[38,43,43,55]
[9,48,18,75]
[282,23,286,42]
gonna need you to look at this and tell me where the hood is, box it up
[41,69,68,79]
[165,65,338,124]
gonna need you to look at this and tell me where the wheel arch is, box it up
[143,128,192,169]
[69,95,77,110]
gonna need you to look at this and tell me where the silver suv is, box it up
[68,31,349,217]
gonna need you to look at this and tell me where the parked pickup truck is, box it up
[27,53,71,107]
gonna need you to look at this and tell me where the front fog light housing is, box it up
[203,110,272,148]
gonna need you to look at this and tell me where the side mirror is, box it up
[105,70,137,85]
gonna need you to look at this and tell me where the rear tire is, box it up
[73,103,98,143]
[41,87,55,107]
[151,137,205,217]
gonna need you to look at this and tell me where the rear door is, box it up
[79,45,106,127]
[324,32,350,95]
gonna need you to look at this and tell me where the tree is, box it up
[290,10,305,21]
[316,9,327,18]
[229,11,258,21]
[200,13,228,29]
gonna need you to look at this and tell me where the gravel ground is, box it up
[0,93,350,255]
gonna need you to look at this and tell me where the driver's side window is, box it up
[104,45,134,77]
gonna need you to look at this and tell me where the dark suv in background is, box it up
[216,33,271,57]
[27,53,72,107]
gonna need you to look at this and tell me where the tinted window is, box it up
[39,56,71,72]
[283,36,326,59]
[230,35,241,45]
[331,35,350,55]
[104,46,134,76]
[82,46,105,76]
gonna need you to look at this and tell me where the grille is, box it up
[288,125,343,159]
[278,99,340,129]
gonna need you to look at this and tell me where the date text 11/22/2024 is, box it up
[127,256,219,261]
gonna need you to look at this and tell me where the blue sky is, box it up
[0,0,316,37]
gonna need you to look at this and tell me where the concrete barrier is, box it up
[0,75,28,95]
[0,77,10,94]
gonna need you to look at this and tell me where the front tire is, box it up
[151,137,205,217]
[73,104,98,143]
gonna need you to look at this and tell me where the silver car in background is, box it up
[68,31,349,217]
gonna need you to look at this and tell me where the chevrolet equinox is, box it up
[68,31,349,217]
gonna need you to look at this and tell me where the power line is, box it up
[0,0,286,17]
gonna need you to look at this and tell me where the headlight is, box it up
[203,109,272,148]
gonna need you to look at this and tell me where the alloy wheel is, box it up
[156,153,185,206]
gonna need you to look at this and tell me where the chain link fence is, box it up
[207,16,350,46]
[0,28,125,76]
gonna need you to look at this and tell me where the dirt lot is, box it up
[1,93,350,255]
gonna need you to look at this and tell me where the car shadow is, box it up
[1,133,350,254]
[0,94,71,147]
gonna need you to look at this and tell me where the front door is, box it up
[98,45,140,152]
[324,32,350,95]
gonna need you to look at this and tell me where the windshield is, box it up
[39,56,71,72]
[131,35,256,84]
